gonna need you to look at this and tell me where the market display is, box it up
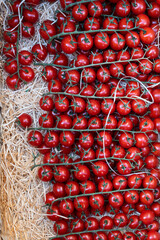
[3,0,160,239]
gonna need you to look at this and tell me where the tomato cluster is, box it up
[5,0,160,239]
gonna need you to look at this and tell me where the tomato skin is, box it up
[124,190,139,204]
[92,161,109,177]
[88,1,103,17]
[114,213,128,227]
[54,220,68,235]
[8,15,19,28]
[78,33,93,51]
[3,43,17,58]
[53,166,70,183]
[109,63,124,77]
[28,130,43,147]
[22,22,35,38]
[39,96,54,111]
[110,33,125,51]
[32,44,47,61]
[39,113,54,128]
[44,131,59,148]
[140,210,155,225]
[86,99,101,116]
[148,2,160,18]
[151,203,160,217]
[140,190,154,205]
[108,231,123,240]
[70,218,84,233]
[131,0,146,15]
[59,199,74,216]
[89,194,104,209]
[38,166,53,182]
[93,232,107,240]
[4,59,17,74]
[74,196,89,211]
[79,132,94,149]
[119,132,133,149]
[146,46,159,60]
[123,232,136,240]
[94,32,109,50]
[135,230,147,240]
[45,191,57,205]
[23,7,39,24]
[125,31,140,47]
[19,67,35,83]
[97,131,112,148]
[40,20,56,40]
[72,4,88,21]
[18,50,33,65]
[16,113,32,128]
[4,28,18,43]
[61,35,77,54]
[135,14,150,28]
[53,182,66,198]
[42,66,57,82]
[140,27,155,44]
[74,164,90,181]
[59,131,75,147]
[6,74,21,90]
[47,40,61,55]
[115,0,130,17]
[145,154,158,169]
[103,17,118,33]
[117,99,131,116]
[147,231,160,240]
[108,192,124,208]
[47,205,60,221]
[128,175,142,189]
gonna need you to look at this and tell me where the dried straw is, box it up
[0,1,59,239]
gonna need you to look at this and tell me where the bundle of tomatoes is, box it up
[3,0,160,239]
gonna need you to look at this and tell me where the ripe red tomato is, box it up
[61,35,77,54]
[23,7,39,24]
[53,166,70,183]
[8,15,19,28]
[78,33,93,51]
[32,44,47,61]
[88,1,103,17]
[38,166,53,182]
[19,67,35,83]
[18,50,33,65]
[3,43,17,58]
[72,4,88,21]
[110,33,125,51]
[59,131,75,147]
[140,27,155,44]
[4,28,18,43]
[89,194,104,209]
[4,59,17,74]
[74,164,90,181]
[40,20,56,40]
[22,22,35,38]
[109,192,124,207]
[140,210,155,225]
[74,196,89,211]
[131,0,146,15]
[28,130,43,147]
[94,32,109,50]
[44,131,59,148]
[59,199,74,216]
[47,205,60,221]
[125,31,140,47]
[65,181,80,196]
[53,220,68,235]
[16,113,32,128]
